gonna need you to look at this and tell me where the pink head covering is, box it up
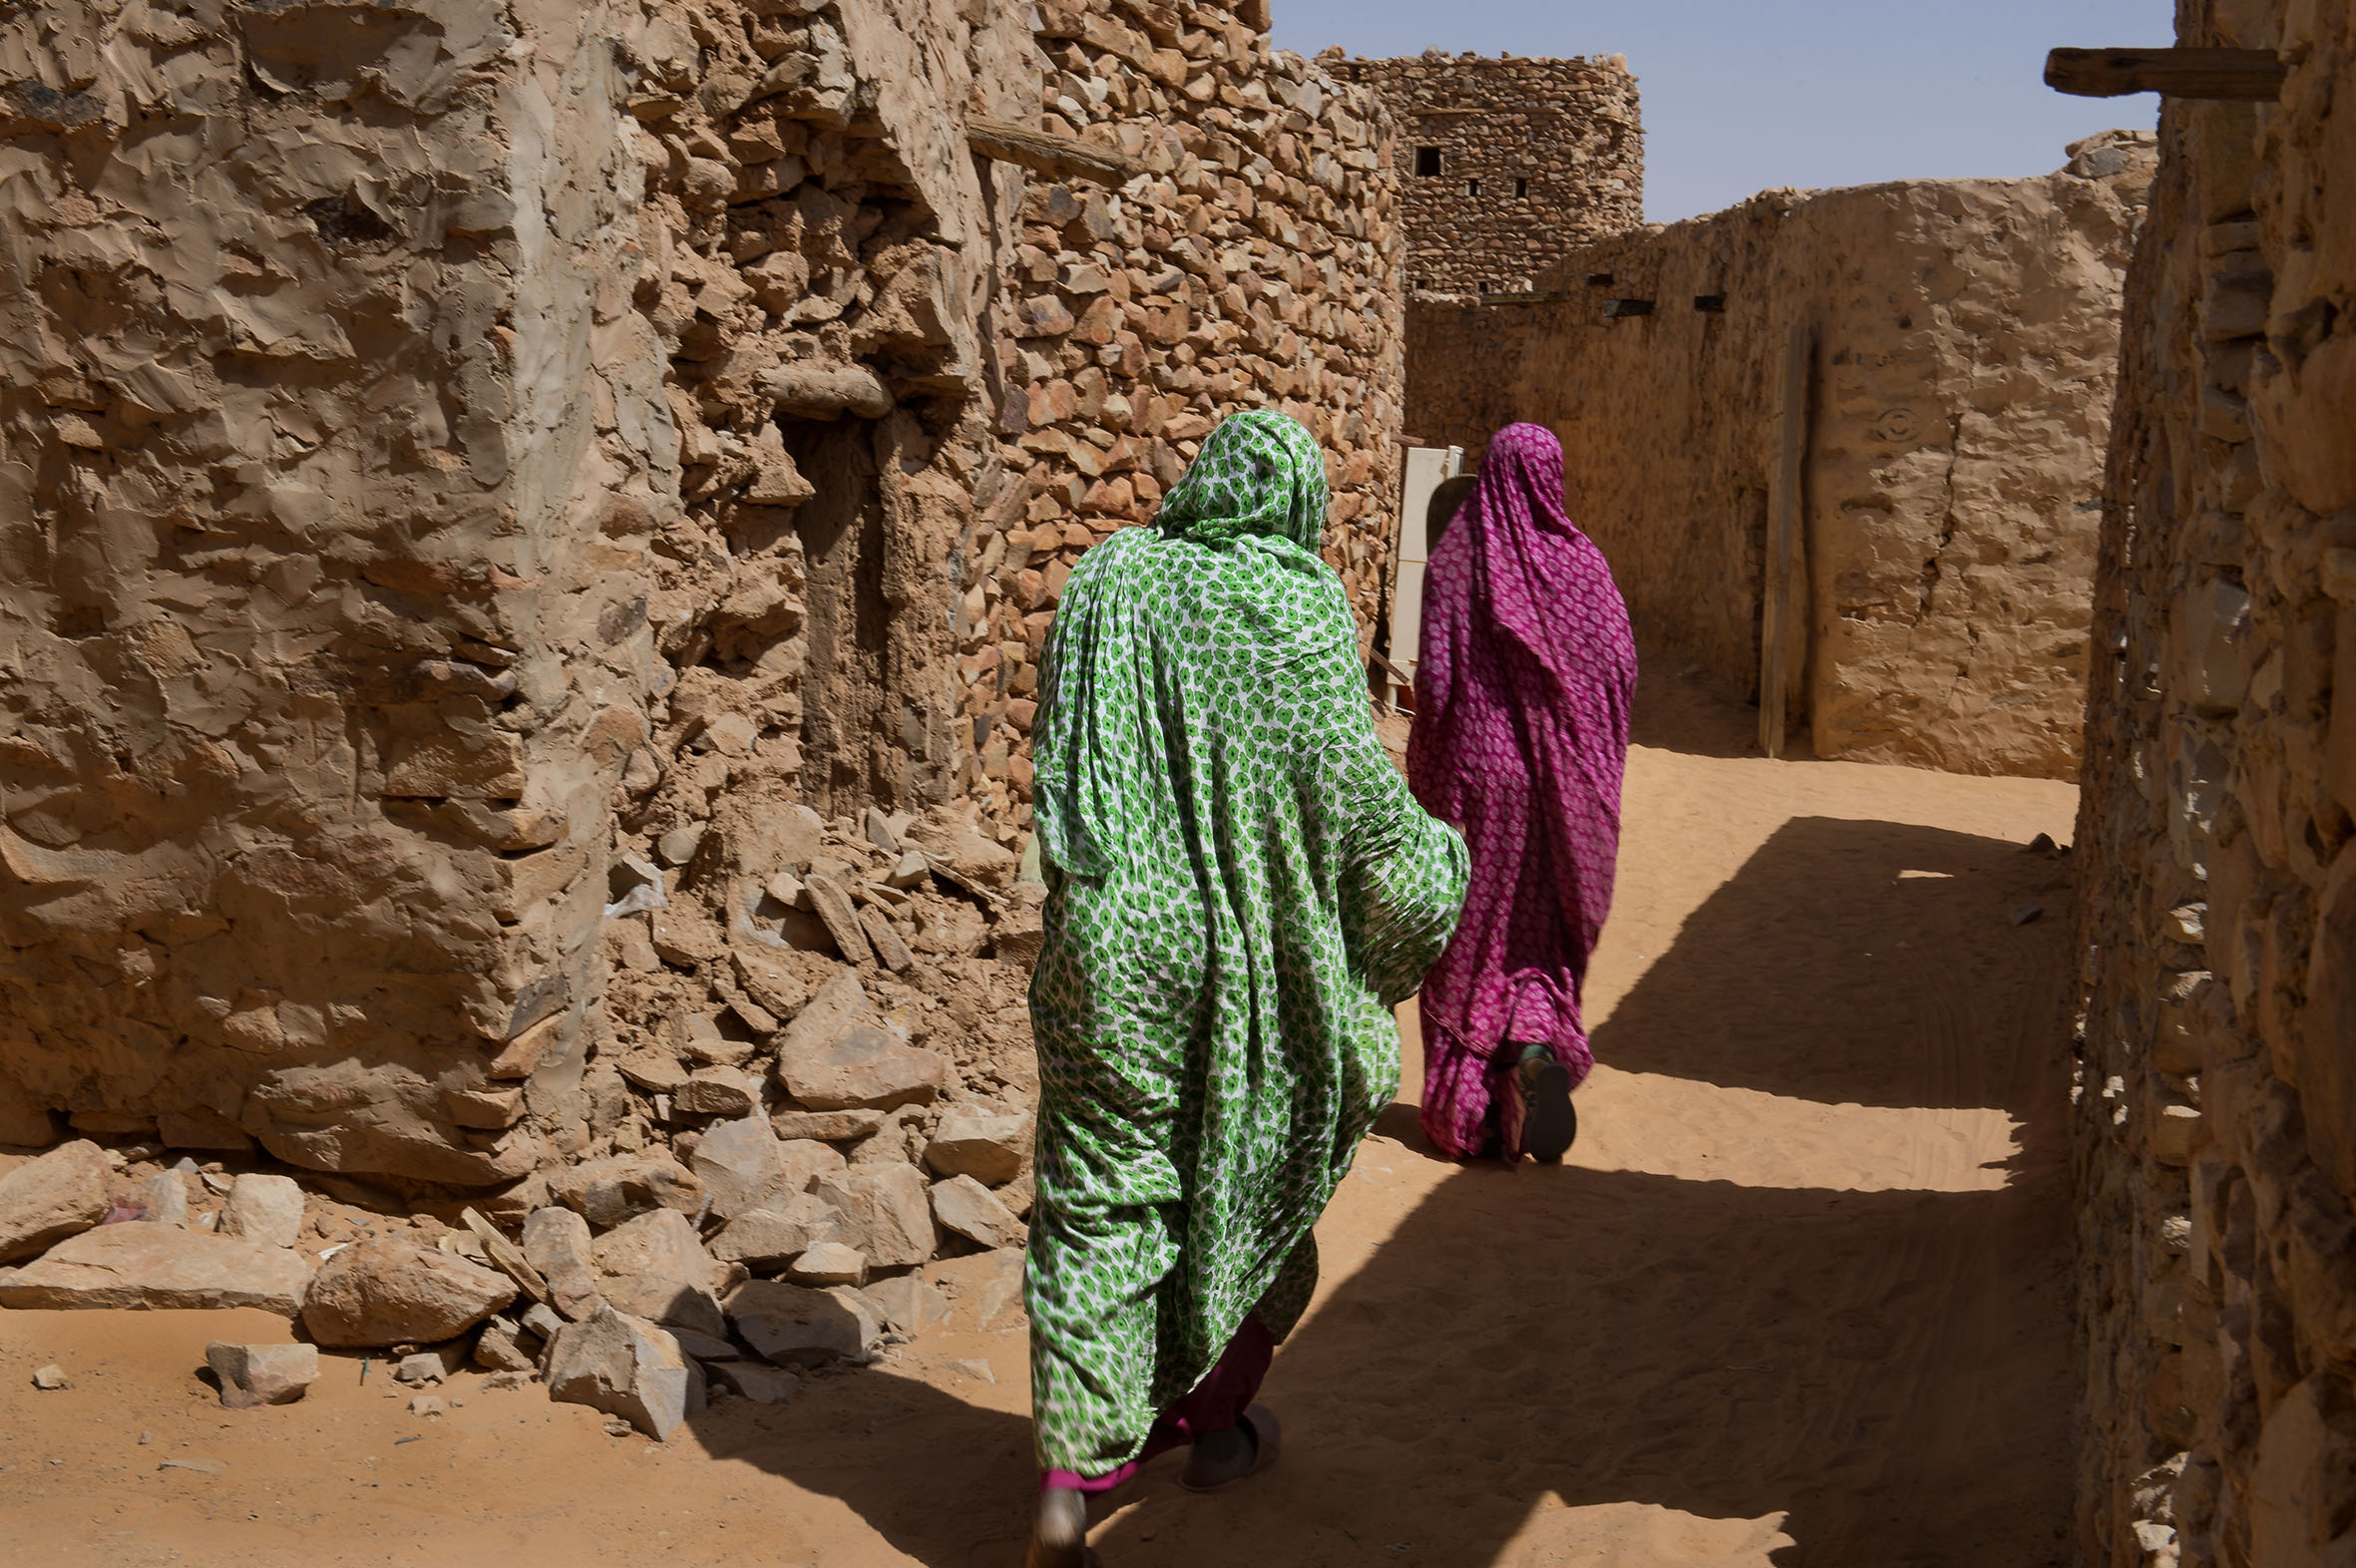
[1404,423,1638,1159]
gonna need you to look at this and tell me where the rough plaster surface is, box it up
[1413,144,2150,779]
[0,0,667,1184]
[2072,2,2356,1563]
[0,0,1410,1191]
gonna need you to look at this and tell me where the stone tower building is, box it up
[1329,50,1643,293]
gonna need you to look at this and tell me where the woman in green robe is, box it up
[1022,410,1468,1566]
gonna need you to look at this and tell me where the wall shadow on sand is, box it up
[1086,810,2079,1568]
[694,811,2076,1568]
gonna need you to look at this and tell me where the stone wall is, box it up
[956,0,1406,832]
[1327,51,1640,295]
[0,0,1406,1194]
[1490,146,2151,778]
[2071,3,2356,1563]
[0,0,670,1182]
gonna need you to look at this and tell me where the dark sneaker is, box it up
[1517,1045,1578,1163]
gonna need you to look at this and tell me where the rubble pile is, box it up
[0,831,1039,1435]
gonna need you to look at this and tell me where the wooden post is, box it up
[965,117,1146,187]
[1760,322,1809,760]
[2044,47,2286,100]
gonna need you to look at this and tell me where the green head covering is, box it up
[1154,408,1330,550]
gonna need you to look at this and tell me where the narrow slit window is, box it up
[1463,178,1480,196]
[1513,177,1529,198]
[1414,146,1441,177]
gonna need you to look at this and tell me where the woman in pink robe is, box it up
[1405,423,1638,1162]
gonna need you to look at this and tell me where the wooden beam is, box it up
[2045,47,2286,100]
[1760,322,1810,761]
[966,117,1145,188]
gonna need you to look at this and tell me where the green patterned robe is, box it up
[1024,410,1469,1475]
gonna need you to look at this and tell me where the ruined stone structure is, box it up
[1328,51,1640,296]
[0,0,1404,1192]
[964,0,1406,831]
[2072,5,2356,1564]
[1407,143,2154,779]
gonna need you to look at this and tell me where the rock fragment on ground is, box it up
[686,1115,790,1220]
[865,1273,951,1337]
[776,1021,947,1111]
[708,1360,800,1404]
[708,1193,851,1269]
[31,1363,66,1389]
[545,1306,705,1440]
[547,1154,703,1230]
[768,1108,884,1142]
[394,1347,464,1385]
[932,1175,1025,1250]
[676,1065,762,1118]
[522,1207,605,1322]
[925,1108,1033,1186]
[473,1317,537,1372]
[139,1170,190,1227]
[727,1279,883,1366]
[0,1224,313,1313]
[0,1139,111,1264]
[812,1165,936,1268]
[216,1174,305,1248]
[591,1207,728,1339]
[300,1237,516,1347]
[786,1241,868,1286]
[206,1343,319,1407]
[590,1209,718,1295]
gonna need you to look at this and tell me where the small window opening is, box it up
[1584,272,1615,287]
[1462,178,1480,197]
[1693,294,1727,313]
[1513,177,1529,198]
[1413,146,1441,177]
[1603,298,1656,318]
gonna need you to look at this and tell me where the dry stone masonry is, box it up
[1328,50,1642,296]
[2072,3,2356,1564]
[963,1,1407,830]
[0,0,1408,1196]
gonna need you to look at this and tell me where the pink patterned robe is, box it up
[1404,423,1638,1160]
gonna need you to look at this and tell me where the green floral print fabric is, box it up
[1023,410,1470,1475]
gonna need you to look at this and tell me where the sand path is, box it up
[0,667,2081,1567]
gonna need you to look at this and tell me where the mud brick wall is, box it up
[957,0,1406,832]
[0,0,670,1184]
[2072,3,2356,1563]
[1497,145,2151,779]
[1328,51,1640,295]
[1401,293,1546,454]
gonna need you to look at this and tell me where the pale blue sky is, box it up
[1271,1,2174,222]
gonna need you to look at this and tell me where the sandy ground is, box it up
[0,666,2082,1567]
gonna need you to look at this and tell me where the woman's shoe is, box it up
[1026,1486,1096,1568]
[1180,1403,1282,1492]
[1518,1045,1578,1163]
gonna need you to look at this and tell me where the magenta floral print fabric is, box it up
[1405,423,1638,1160]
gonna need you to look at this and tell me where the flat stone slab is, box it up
[0,1140,110,1265]
[0,1223,314,1314]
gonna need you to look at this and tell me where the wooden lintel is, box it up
[2045,47,2286,100]
[966,116,1145,188]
